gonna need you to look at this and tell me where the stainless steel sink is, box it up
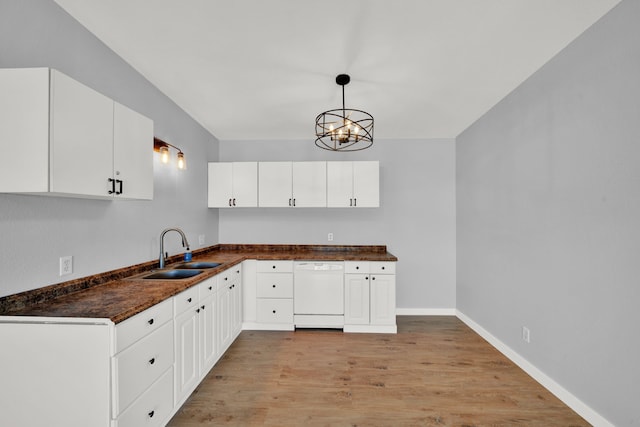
[142,269,204,280]
[172,262,221,269]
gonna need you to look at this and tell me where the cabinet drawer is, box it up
[370,262,396,274]
[115,367,173,427]
[344,261,370,274]
[256,299,293,324]
[114,321,174,415]
[256,260,293,273]
[199,276,217,299]
[256,273,293,298]
[174,286,199,315]
[115,298,173,353]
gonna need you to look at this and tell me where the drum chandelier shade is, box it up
[315,74,374,151]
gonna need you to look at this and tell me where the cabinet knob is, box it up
[272,310,276,314]
[229,286,232,290]
[365,276,368,280]
[272,265,276,269]
[208,286,213,290]
[196,308,200,313]
[148,410,155,418]
[201,305,205,310]
[224,277,228,281]
[372,277,376,280]
[148,318,154,325]
[356,266,359,270]
[382,266,385,270]
[272,284,276,288]
[187,297,192,303]
[149,358,155,365]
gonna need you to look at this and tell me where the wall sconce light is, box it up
[154,137,187,170]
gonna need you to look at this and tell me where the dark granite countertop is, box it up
[0,244,397,323]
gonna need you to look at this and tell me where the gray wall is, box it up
[456,1,639,425]
[0,0,219,297]
[218,139,456,310]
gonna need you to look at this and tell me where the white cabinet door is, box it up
[199,293,217,375]
[0,68,50,192]
[258,162,292,207]
[208,162,258,207]
[370,274,396,326]
[174,307,199,405]
[353,161,379,207]
[232,162,258,207]
[50,69,114,197]
[327,161,379,207]
[344,274,370,325]
[113,102,154,200]
[292,161,326,207]
[208,162,233,207]
[217,282,232,352]
[327,161,353,207]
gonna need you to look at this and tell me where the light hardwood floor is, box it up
[167,316,588,426]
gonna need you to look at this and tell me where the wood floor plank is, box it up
[167,316,589,426]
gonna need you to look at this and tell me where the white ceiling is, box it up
[53,0,620,141]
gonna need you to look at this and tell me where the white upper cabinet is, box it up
[208,162,258,207]
[258,161,326,207]
[292,161,327,207]
[113,102,154,200]
[258,162,292,207]
[50,69,114,197]
[0,68,154,199]
[327,161,379,207]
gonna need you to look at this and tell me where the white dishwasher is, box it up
[294,261,344,328]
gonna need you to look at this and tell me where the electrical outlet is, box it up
[59,256,73,276]
[328,232,334,242]
[522,326,530,343]
[198,234,205,245]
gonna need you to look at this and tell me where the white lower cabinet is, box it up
[173,286,201,406]
[114,321,174,416]
[344,261,397,333]
[112,298,175,426]
[217,265,243,353]
[344,273,370,325]
[115,365,174,427]
[253,260,294,330]
[173,276,223,407]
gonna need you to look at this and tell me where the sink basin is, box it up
[173,262,221,269]
[142,269,204,280]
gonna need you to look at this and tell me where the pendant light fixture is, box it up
[154,137,187,170]
[315,74,374,151]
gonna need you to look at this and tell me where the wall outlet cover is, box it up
[60,256,73,276]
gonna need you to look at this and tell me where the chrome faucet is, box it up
[159,228,190,268]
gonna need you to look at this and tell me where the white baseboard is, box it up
[455,310,613,427]
[396,308,456,316]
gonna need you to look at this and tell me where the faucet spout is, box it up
[159,228,190,268]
